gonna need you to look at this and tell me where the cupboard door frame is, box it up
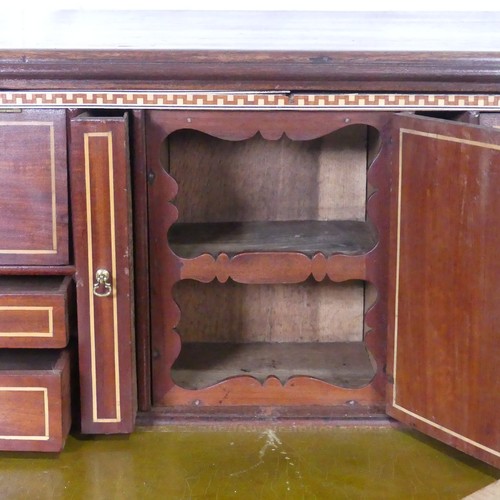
[387,113,500,468]
[146,110,391,409]
[70,114,136,434]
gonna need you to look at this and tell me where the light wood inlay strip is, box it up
[84,132,121,424]
[1,92,500,111]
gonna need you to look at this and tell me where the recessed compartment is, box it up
[172,279,376,390]
[166,124,380,258]
[148,111,386,409]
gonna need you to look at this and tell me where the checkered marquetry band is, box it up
[0,92,499,110]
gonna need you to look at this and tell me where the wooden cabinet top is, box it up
[1,11,500,92]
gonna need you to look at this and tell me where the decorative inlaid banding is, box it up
[1,92,500,110]
[0,306,53,338]
[84,132,122,424]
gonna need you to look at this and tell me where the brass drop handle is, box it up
[93,269,112,298]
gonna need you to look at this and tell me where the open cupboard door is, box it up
[387,113,500,468]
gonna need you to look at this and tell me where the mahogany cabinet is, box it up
[0,25,499,467]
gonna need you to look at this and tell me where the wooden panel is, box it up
[0,349,71,452]
[317,126,368,220]
[0,276,71,348]
[172,342,374,389]
[387,114,500,468]
[70,115,136,434]
[170,221,376,258]
[0,109,68,265]
[175,280,364,343]
[166,120,370,343]
[161,372,381,408]
[169,125,368,223]
[130,110,152,412]
[179,253,367,285]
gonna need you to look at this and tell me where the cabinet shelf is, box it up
[169,220,377,258]
[172,341,375,390]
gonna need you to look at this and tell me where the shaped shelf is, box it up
[172,342,375,390]
[169,220,377,258]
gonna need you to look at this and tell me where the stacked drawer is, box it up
[0,109,72,452]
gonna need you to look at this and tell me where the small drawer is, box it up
[0,276,73,348]
[0,349,71,452]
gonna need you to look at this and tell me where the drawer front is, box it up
[0,350,71,452]
[0,277,72,348]
[0,109,68,265]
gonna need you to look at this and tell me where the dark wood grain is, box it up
[1,11,500,93]
[0,54,497,92]
[70,115,136,434]
[0,109,68,265]
[172,342,374,389]
[137,405,388,424]
[363,113,392,402]
[387,114,500,468]
[1,49,499,92]
[130,110,152,412]
[170,221,377,258]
